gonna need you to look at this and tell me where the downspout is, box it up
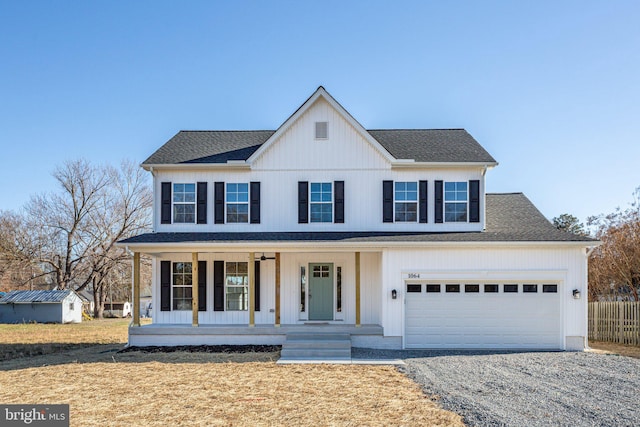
[126,246,133,348]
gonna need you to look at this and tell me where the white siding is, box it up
[152,97,486,233]
[252,98,390,171]
[381,246,588,349]
[152,251,380,327]
[154,169,486,233]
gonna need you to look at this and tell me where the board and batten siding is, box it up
[153,169,486,233]
[252,98,390,171]
[151,251,381,326]
[152,97,486,233]
[380,246,588,349]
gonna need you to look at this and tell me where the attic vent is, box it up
[315,122,328,139]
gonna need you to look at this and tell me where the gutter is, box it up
[117,239,599,254]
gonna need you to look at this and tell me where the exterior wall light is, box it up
[573,289,581,299]
[391,289,397,299]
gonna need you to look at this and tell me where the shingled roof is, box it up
[120,193,596,245]
[142,128,496,165]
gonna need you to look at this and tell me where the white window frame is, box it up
[172,261,192,311]
[310,182,333,223]
[394,181,418,222]
[173,183,196,223]
[226,183,249,224]
[225,261,248,311]
[444,181,468,223]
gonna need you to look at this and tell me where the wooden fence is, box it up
[589,301,640,345]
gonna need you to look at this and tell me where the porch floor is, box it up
[129,323,383,336]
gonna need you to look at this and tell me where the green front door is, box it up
[309,263,333,320]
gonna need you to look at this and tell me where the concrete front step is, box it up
[279,332,353,362]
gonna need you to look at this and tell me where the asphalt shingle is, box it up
[142,129,496,165]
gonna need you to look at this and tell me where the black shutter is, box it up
[161,182,171,224]
[383,180,393,223]
[198,260,207,311]
[197,182,207,224]
[419,180,428,223]
[298,181,308,223]
[435,180,443,223]
[250,182,261,224]
[214,182,225,224]
[160,261,171,311]
[334,181,344,223]
[469,180,480,223]
[254,260,260,312]
[213,260,224,311]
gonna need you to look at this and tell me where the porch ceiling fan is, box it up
[260,253,275,261]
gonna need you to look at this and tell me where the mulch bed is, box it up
[119,344,281,354]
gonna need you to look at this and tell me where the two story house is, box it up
[121,87,596,352]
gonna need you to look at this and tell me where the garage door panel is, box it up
[405,283,561,349]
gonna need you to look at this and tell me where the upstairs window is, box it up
[173,183,196,223]
[226,183,249,223]
[310,182,333,222]
[315,121,328,139]
[395,182,418,222]
[444,181,468,222]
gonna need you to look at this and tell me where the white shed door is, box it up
[404,283,562,349]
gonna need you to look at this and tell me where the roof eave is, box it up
[120,239,599,254]
[141,162,251,171]
[391,161,499,169]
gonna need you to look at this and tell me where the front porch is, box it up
[128,323,395,349]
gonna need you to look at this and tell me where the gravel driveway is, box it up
[352,349,640,426]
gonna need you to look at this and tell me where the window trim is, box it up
[225,261,249,311]
[309,182,333,223]
[172,183,196,224]
[225,182,249,224]
[394,181,418,222]
[444,181,468,223]
[172,261,193,311]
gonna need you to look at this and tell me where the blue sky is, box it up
[1,1,639,225]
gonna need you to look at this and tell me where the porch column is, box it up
[192,252,199,327]
[132,252,141,327]
[355,251,361,327]
[275,252,281,327]
[249,252,255,327]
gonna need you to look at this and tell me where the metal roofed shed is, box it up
[0,290,83,323]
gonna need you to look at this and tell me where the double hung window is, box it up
[226,183,249,223]
[395,182,418,222]
[444,182,468,222]
[310,182,332,223]
[173,183,196,223]
[172,262,192,310]
[225,262,248,311]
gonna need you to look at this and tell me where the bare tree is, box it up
[0,159,152,317]
[588,187,640,301]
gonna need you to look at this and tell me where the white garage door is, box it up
[405,282,562,349]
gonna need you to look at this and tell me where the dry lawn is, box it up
[589,340,640,359]
[0,359,463,426]
[0,318,132,361]
[0,321,464,426]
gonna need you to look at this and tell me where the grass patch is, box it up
[589,340,640,359]
[0,318,133,361]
